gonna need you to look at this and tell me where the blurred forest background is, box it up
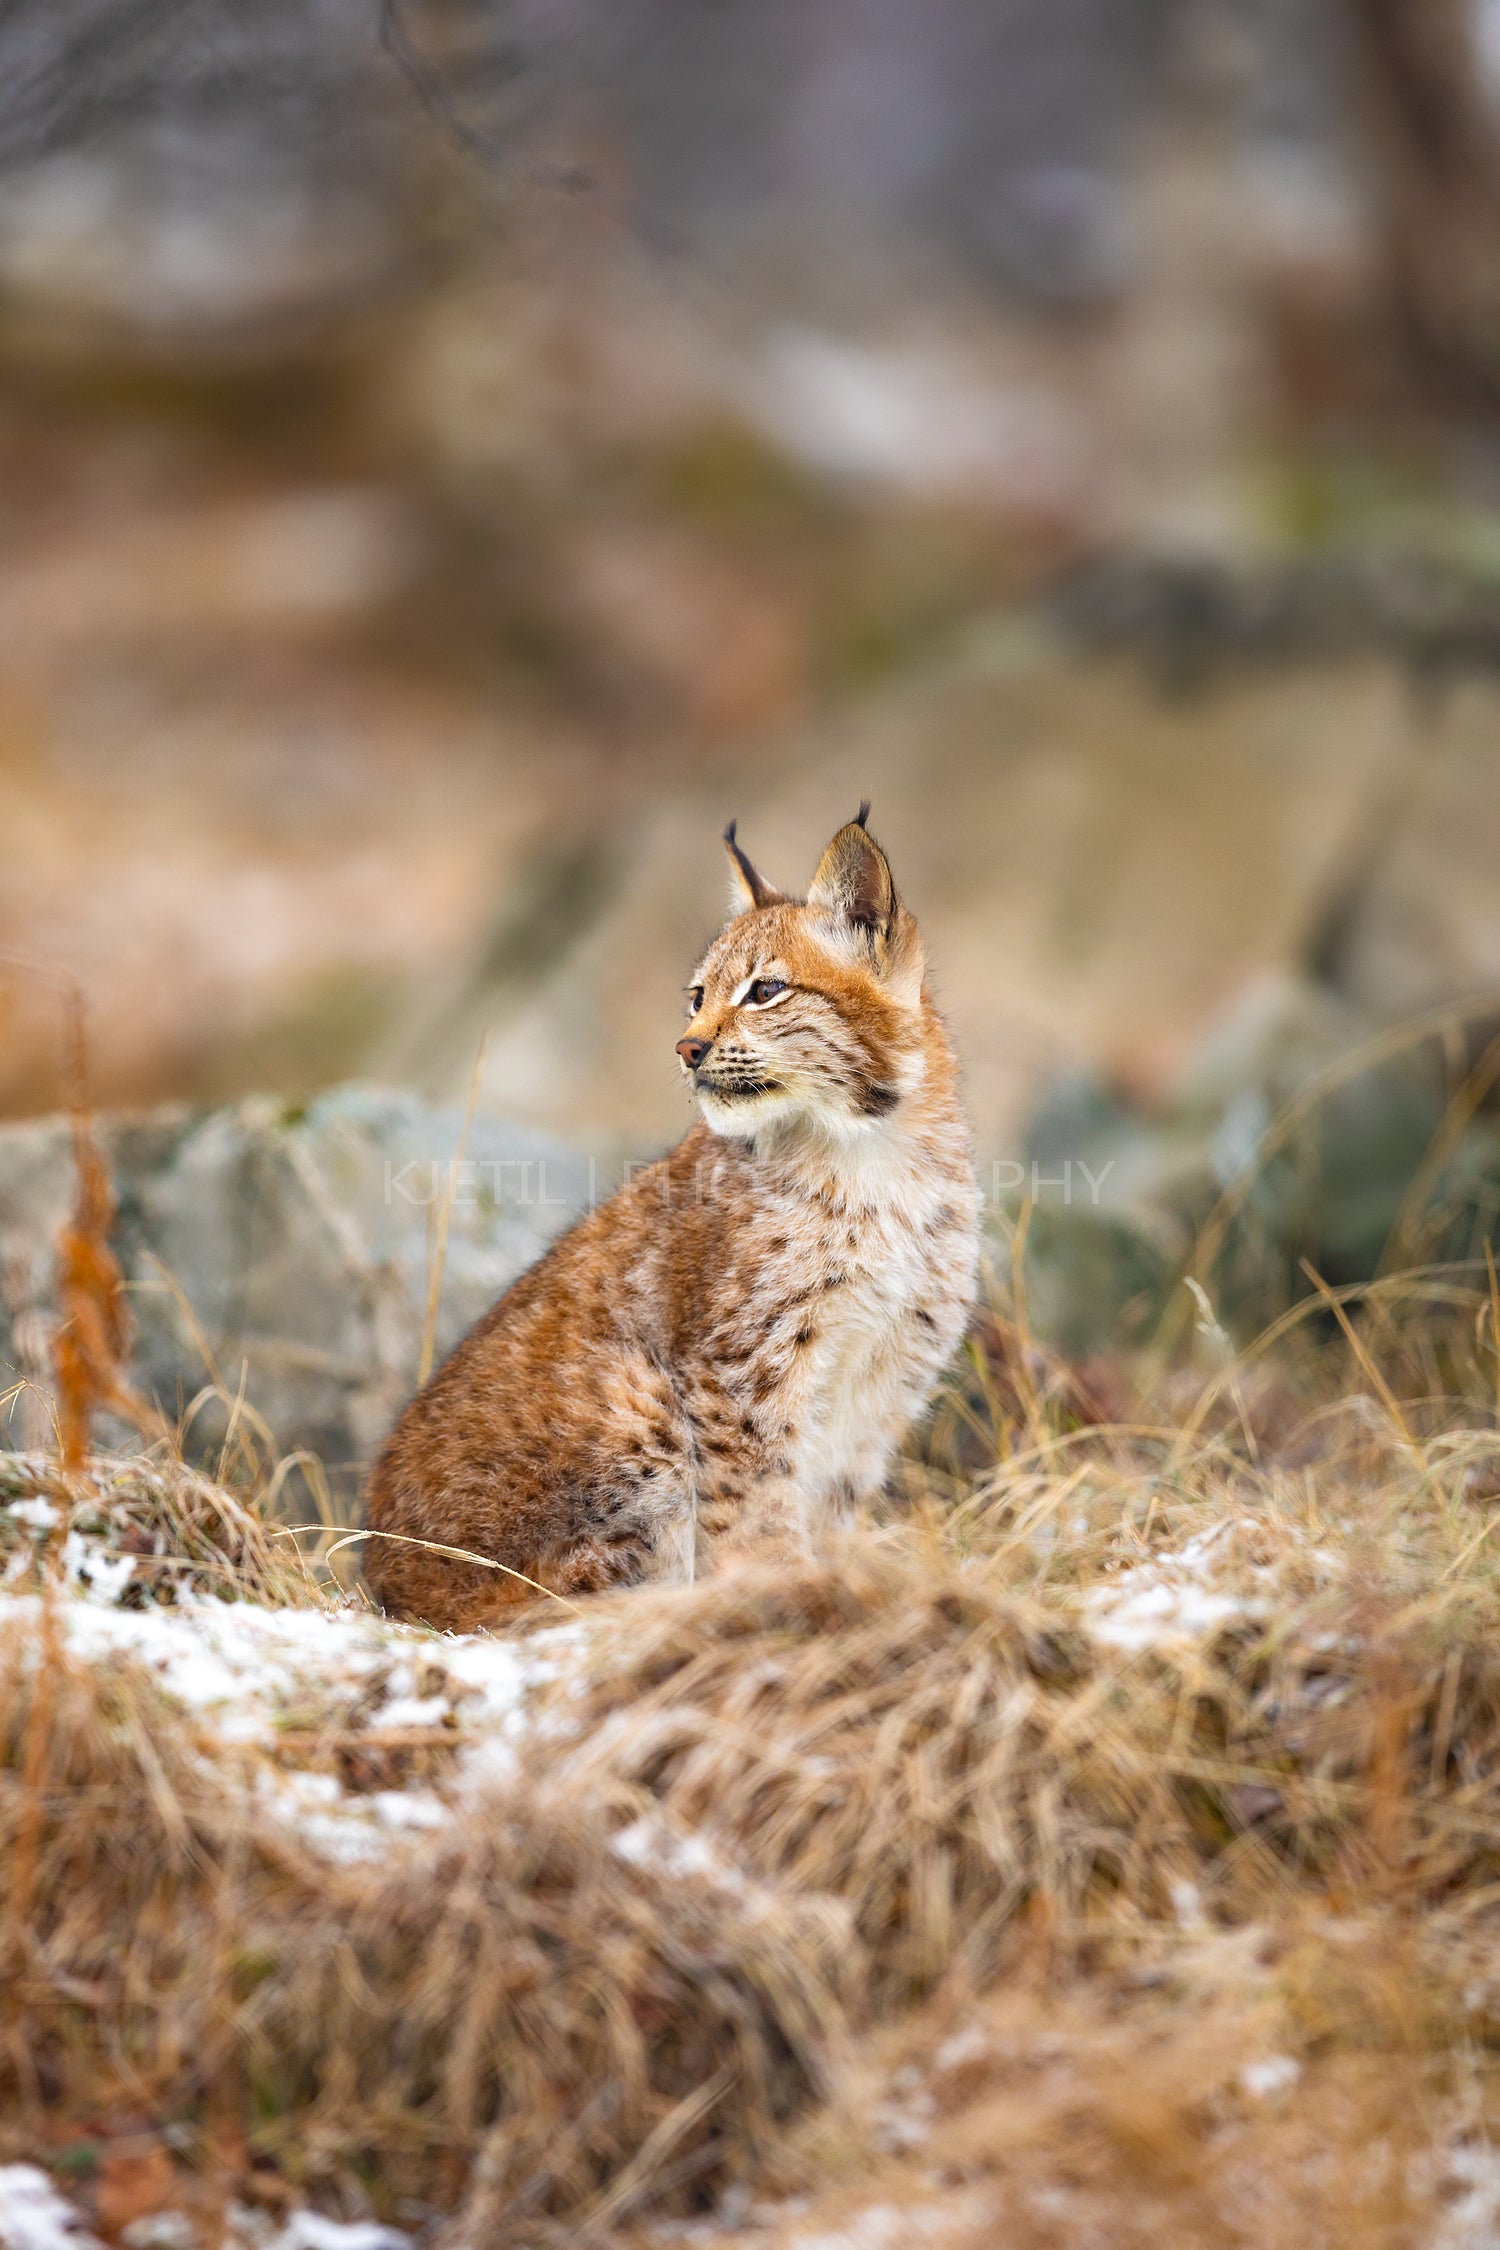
[9,0,1500,1457]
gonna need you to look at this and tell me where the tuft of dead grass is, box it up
[0,1617,848,2242]
[550,1519,1500,1995]
[12,1382,1500,2244]
[709,1951,1476,2250]
[13,1152,1500,2239]
[0,1450,321,1608]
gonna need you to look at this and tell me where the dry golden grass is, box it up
[6,1350,1500,2246]
[10,1180,1500,2242]
[0,1619,846,2239]
[0,1450,321,1609]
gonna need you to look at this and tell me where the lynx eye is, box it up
[747,978,787,1005]
[686,986,704,1016]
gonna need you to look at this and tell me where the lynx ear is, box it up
[807,802,896,946]
[723,820,784,915]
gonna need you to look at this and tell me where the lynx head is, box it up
[678,806,929,1140]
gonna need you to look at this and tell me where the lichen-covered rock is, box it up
[1015,973,1500,1345]
[0,1086,590,1490]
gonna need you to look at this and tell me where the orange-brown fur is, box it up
[364,813,979,1629]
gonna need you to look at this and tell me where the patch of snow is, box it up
[6,1499,59,1531]
[366,1692,448,1730]
[1169,1878,1207,1932]
[0,1580,586,1862]
[614,1817,725,1881]
[365,1786,450,1832]
[1083,1520,1262,1652]
[1087,1577,1246,1652]
[605,1813,792,1919]
[1171,1520,1251,1575]
[61,1532,136,1604]
[872,2089,935,2153]
[784,2202,977,2250]
[256,1768,450,1865]
[120,2217,195,2250]
[0,2168,101,2250]
[113,2208,412,2250]
[1239,2053,1301,2100]
[3,1589,552,1746]
[1425,2140,1500,2250]
[256,2212,410,2250]
[932,2023,992,2073]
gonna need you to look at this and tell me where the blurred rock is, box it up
[1017,970,1500,1345]
[466,638,1405,1150]
[1316,693,1500,1019]
[1014,1201,1177,1358]
[0,1085,589,1491]
[0,490,423,665]
[0,651,581,1119]
[738,326,1084,514]
[1055,553,1500,681]
[562,519,810,736]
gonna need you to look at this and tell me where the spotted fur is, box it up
[364,812,979,1630]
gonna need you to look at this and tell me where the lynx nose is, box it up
[676,1034,712,1069]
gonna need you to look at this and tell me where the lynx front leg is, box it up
[547,1481,696,1600]
[562,1358,698,1591]
[687,1377,815,1569]
[821,1474,883,1526]
[644,1485,697,1585]
[696,1469,814,1570]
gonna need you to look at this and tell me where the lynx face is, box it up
[679,808,929,1140]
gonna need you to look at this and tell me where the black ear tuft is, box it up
[854,800,871,829]
[723,820,784,911]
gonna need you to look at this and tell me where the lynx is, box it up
[364,809,979,1630]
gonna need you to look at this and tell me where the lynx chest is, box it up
[746,1149,978,1504]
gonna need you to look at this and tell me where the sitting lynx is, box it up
[364,809,979,1629]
